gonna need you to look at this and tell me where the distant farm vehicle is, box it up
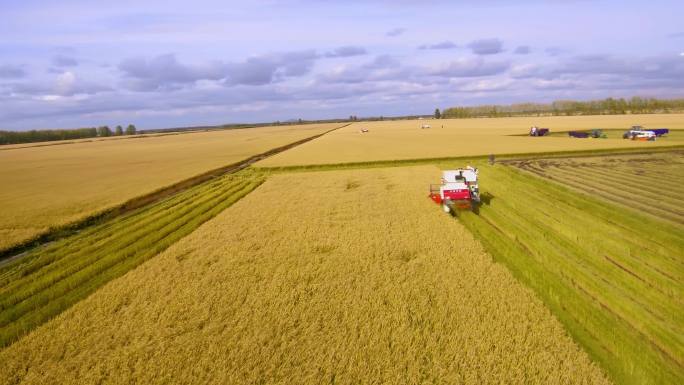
[623,130,656,141]
[590,129,607,138]
[568,129,606,138]
[568,131,590,138]
[429,167,480,214]
[529,126,549,136]
[624,125,668,139]
[421,124,431,129]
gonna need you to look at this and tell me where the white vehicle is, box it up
[421,124,431,129]
[623,130,655,141]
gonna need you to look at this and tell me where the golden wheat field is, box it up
[0,123,340,251]
[0,166,610,385]
[257,114,684,167]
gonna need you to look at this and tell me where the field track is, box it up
[457,163,683,385]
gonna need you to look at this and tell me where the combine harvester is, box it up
[429,167,481,213]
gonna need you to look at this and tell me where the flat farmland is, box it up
[0,123,340,252]
[257,114,684,167]
[0,166,610,385]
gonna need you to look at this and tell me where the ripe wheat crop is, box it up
[0,123,340,252]
[0,166,609,385]
[257,114,684,167]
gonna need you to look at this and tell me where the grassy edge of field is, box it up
[254,144,684,173]
[0,124,349,260]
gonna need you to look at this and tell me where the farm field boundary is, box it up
[0,124,349,260]
[0,171,265,348]
[256,145,684,174]
[455,163,683,385]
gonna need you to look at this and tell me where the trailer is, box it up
[568,131,589,138]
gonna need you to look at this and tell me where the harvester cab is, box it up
[429,167,480,213]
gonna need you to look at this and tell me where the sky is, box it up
[1,0,683,130]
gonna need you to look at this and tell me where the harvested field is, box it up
[257,115,684,167]
[0,123,340,252]
[0,166,610,385]
[510,151,684,224]
[456,163,684,385]
[0,171,263,348]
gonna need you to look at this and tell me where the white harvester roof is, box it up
[442,169,477,183]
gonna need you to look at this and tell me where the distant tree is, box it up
[115,125,123,136]
[125,124,137,135]
[97,126,112,137]
[434,108,441,119]
[298,118,303,124]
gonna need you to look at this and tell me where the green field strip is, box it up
[478,176,681,335]
[536,167,684,224]
[510,162,684,258]
[1,180,259,334]
[569,164,684,201]
[518,163,684,225]
[572,164,684,200]
[0,178,231,281]
[0,179,252,317]
[0,178,247,296]
[507,165,684,283]
[494,182,682,304]
[0,173,264,348]
[459,164,684,384]
[461,210,682,385]
[0,178,255,324]
[541,166,684,218]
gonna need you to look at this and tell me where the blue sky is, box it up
[1,0,683,130]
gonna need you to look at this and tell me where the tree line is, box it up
[441,97,684,119]
[0,124,137,145]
